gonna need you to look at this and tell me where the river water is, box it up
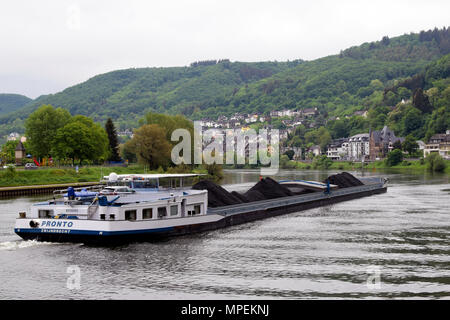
[0,169,449,299]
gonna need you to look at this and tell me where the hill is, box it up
[0,94,32,116]
[0,27,448,141]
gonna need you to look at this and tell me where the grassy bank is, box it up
[284,159,450,174]
[0,165,210,188]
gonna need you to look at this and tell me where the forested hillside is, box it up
[0,27,448,141]
[0,60,298,137]
[0,94,32,116]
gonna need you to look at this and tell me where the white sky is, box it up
[0,0,449,99]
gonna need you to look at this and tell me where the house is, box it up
[7,132,20,141]
[326,138,349,161]
[424,130,450,159]
[369,126,404,160]
[353,110,368,118]
[302,108,318,118]
[307,145,321,157]
[348,133,370,161]
[416,140,426,156]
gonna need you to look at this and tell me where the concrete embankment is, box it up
[0,182,101,198]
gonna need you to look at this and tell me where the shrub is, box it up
[386,149,404,167]
[312,155,333,169]
[426,153,447,172]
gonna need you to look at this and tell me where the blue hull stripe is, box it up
[15,227,174,237]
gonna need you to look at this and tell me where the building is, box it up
[326,138,349,161]
[348,133,370,160]
[15,141,26,165]
[307,145,321,157]
[302,108,318,118]
[369,126,404,160]
[353,110,368,118]
[7,132,20,141]
[424,130,450,159]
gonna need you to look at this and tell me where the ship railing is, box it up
[52,185,105,197]
[208,178,385,216]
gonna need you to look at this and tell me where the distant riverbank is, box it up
[284,158,450,174]
[0,165,210,188]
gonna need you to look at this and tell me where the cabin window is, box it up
[38,210,53,218]
[158,207,167,218]
[100,214,106,220]
[125,210,137,221]
[170,205,178,216]
[194,204,201,215]
[143,208,153,219]
[109,214,115,220]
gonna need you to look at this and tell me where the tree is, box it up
[25,105,71,158]
[312,155,333,169]
[426,153,447,172]
[413,88,433,114]
[402,107,423,136]
[105,118,121,161]
[402,135,419,155]
[0,140,19,163]
[386,149,403,166]
[392,140,403,150]
[127,124,172,169]
[120,140,137,163]
[284,150,295,160]
[52,116,109,164]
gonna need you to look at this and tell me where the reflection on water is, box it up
[0,169,448,299]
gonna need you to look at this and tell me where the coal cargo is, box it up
[192,180,243,208]
[323,172,364,188]
[246,177,293,199]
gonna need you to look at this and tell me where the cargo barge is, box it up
[14,173,388,245]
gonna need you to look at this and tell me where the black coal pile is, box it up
[192,180,244,207]
[193,177,296,208]
[193,172,364,208]
[245,177,293,199]
[323,172,364,188]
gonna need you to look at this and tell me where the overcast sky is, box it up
[1,0,449,99]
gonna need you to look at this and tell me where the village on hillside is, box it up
[2,106,450,166]
[195,107,450,163]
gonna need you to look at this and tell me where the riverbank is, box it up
[0,165,210,188]
[284,158,450,173]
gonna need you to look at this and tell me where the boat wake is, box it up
[0,240,56,251]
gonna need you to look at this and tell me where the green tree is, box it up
[284,150,295,160]
[24,105,71,158]
[312,155,333,169]
[105,118,121,161]
[402,107,423,136]
[402,135,419,155]
[426,153,447,172]
[0,140,19,163]
[127,124,172,169]
[120,140,137,163]
[52,116,109,164]
[392,140,403,150]
[386,149,403,166]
